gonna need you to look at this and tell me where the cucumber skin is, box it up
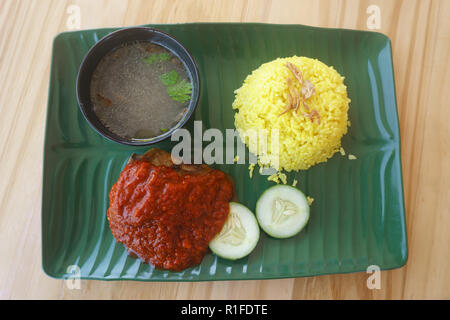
[256,185,310,239]
[209,202,260,260]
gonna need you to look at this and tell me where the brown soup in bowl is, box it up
[76,27,200,146]
[91,41,191,140]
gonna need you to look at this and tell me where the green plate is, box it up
[42,23,407,281]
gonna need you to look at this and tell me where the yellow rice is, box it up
[232,56,350,171]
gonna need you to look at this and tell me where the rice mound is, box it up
[232,56,350,171]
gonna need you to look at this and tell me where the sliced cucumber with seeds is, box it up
[256,185,310,238]
[209,202,260,260]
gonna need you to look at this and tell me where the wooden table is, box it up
[0,0,448,300]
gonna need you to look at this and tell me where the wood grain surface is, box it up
[0,0,448,300]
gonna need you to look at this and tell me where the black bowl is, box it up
[76,27,200,146]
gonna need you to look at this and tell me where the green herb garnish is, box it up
[160,70,179,86]
[166,79,192,103]
[160,70,192,103]
[160,128,168,132]
[159,53,171,61]
[142,53,171,65]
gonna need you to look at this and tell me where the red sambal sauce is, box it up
[107,160,233,271]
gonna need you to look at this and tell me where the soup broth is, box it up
[90,41,191,139]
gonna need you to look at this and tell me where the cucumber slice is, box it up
[256,185,310,238]
[209,202,260,260]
